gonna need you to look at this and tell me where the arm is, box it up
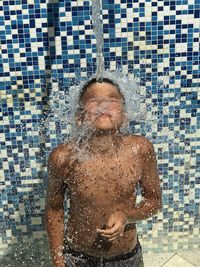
[125,138,162,224]
[44,145,70,267]
[95,138,162,242]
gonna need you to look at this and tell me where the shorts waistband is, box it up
[64,238,141,263]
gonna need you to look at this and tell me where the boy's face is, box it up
[76,82,127,132]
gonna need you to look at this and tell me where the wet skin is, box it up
[45,82,162,265]
[64,135,144,256]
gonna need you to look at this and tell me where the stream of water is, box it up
[91,0,104,82]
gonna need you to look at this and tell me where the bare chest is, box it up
[66,149,142,204]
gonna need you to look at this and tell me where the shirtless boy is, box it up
[45,78,162,267]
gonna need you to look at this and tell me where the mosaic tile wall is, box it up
[0,0,200,265]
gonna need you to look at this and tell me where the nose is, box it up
[98,97,111,106]
[98,99,110,109]
[96,99,111,114]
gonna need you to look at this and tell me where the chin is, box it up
[94,122,111,128]
[93,119,122,132]
[95,125,119,132]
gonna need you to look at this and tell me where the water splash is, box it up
[91,0,104,82]
[43,69,149,161]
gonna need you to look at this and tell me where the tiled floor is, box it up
[143,249,200,267]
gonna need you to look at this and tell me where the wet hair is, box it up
[77,77,126,111]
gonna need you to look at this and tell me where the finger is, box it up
[101,232,120,239]
[109,231,124,242]
[110,238,119,243]
[100,230,121,238]
[109,235,119,242]
[106,217,117,229]
[108,229,124,239]
[108,239,119,244]
[99,229,119,236]
[98,224,120,235]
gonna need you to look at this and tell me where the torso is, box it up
[63,135,143,258]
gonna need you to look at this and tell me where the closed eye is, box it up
[110,97,122,103]
[87,97,98,102]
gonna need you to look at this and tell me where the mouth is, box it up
[98,112,111,118]
[97,115,111,121]
[91,113,111,124]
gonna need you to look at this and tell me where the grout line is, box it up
[161,253,196,267]
[161,252,177,267]
[176,252,199,267]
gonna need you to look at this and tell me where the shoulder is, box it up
[48,142,73,168]
[125,134,155,155]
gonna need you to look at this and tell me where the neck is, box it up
[88,129,122,154]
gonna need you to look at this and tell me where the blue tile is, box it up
[0,0,200,256]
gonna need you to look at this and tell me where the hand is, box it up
[96,211,128,243]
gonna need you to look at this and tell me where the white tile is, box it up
[163,254,195,267]
[143,252,175,267]
[177,249,200,267]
